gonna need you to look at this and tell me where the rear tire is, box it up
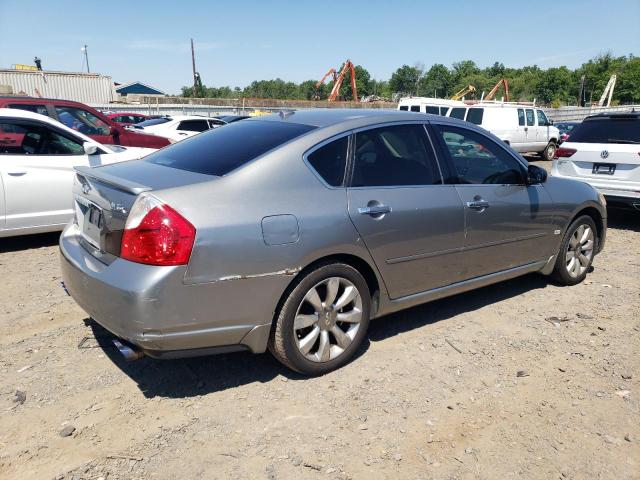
[269,262,371,376]
[540,141,557,161]
[551,215,598,286]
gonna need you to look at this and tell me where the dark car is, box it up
[556,121,580,144]
[0,97,169,148]
[106,112,150,125]
[213,115,251,124]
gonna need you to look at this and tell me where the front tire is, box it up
[540,141,557,161]
[551,215,597,285]
[269,262,371,376]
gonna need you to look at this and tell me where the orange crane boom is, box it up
[484,78,510,102]
[316,60,358,102]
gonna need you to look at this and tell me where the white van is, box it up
[397,97,463,117]
[447,104,560,160]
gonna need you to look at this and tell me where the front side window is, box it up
[450,107,466,120]
[178,120,210,132]
[439,107,450,116]
[517,109,525,126]
[306,136,348,187]
[536,110,549,126]
[435,125,525,185]
[0,121,84,155]
[351,124,440,187]
[410,105,420,112]
[466,108,484,125]
[525,109,535,126]
[54,106,110,136]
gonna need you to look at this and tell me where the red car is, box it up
[0,97,169,148]
[106,112,149,125]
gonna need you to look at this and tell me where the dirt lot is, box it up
[1,164,639,480]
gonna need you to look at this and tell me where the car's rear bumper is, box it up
[59,224,286,357]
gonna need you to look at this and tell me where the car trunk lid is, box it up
[555,141,640,182]
[72,161,214,263]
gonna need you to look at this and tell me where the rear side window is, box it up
[145,120,315,176]
[450,107,466,120]
[525,109,535,126]
[517,109,525,126]
[466,108,484,125]
[425,106,439,114]
[306,136,348,186]
[568,118,640,144]
[399,105,409,111]
[8,104,49,116]
[351,124,441,187]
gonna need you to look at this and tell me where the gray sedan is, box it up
[60,109,607,375]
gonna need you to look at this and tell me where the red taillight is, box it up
[554,147,577,158]
[121,200,195,266]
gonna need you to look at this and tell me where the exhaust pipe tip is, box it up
[113,339,145,361]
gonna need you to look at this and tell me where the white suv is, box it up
[447,104,560,160]
[552,112,640,209]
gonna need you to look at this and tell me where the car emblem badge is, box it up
[82,183,91,195]
[600,150,609,159]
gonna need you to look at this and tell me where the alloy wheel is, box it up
[565,224,594,278]
[293,277,363,363]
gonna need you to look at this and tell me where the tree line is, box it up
[181,54,639,106]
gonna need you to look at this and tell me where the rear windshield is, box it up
[568,118,640,144]
[144,120,316,176]
[137,117,171,127]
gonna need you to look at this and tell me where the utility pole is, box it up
[191,38,198,98]
[81,45,90,73]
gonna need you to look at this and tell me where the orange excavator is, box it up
[484,78,510,102]
[315,60,358,102]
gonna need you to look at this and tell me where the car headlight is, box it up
[598,191,607,207]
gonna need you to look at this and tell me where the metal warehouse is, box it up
[0,69,116,104]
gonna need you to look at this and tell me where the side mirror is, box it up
[109,125,120,137]
[83,142,98,155]
[526,164,547,184]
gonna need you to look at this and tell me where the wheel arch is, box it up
[571,206,605,253]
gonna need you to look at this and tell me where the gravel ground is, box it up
[1,161,639,480]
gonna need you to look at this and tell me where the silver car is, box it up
[60,110,607,375]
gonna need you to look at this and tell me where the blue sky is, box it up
[1,0,638,94]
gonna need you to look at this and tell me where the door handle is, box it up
[466,200,490,210]
[358,205,392,216]
[8,171,27,176]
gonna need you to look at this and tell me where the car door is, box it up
[432,123,556,279]
[346,123,466,299]
[0,119,90,230]
[536,109,551,146]
[524,108,537,150]
[510,108,528,151]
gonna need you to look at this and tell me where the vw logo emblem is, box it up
[600,150,609,159]
[82,183,91,195]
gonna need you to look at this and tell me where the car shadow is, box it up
[85,272,551,399]
[607,207,640,232]
[0,231,60,253]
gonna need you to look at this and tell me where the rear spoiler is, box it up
[75,166,151,195]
